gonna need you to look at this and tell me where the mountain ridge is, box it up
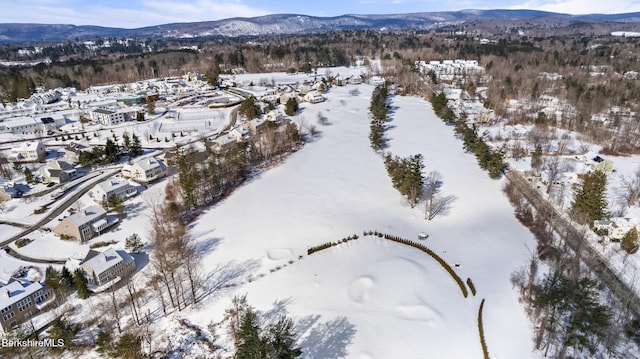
[1,9,640,43]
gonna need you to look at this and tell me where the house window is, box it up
[0,306,11,314]
[17,297,32,312]
[2,312,14,321]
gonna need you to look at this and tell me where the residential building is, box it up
[63,142,90,163]
[54,205,116,241]
[210,134,237,152]
[229,126,250,141]
[38,159,76,184]
[247,117,268,134]
[0,281,55,334]
[90,178,137,203]
[303,91,324,104]
[123,157,167,183]
[7,141,47,163]
[90,108,135,126]
[80,247,136,291]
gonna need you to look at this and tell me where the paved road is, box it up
[506,170,640,316]
[1,167,121,264]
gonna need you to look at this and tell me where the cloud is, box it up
[0,0,270,28]
[510,0,640,14]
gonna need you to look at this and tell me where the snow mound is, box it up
[347,275,375,303]
[267,248,293,260]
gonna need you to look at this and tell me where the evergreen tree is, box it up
[265,316,303,359]
[130,134,143,157]
[285,97,298,116]
[572,170,608,224]
[125,233,143,253]
[207,63,221,86]
[146,97,155,115]
[112,333,142,359]
[105,138,120,163]
[73,268,90,299]
[95,330,114,355]
[531,144,543,170]
[235,310,266,359]
[23,167,34,183]
[238,96,261,120]
[122,133,131,153]
[622,226,639,254]
[45,266,61,293]
[60,266,74,289]
[47,318,78,353]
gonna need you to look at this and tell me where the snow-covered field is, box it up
[174,85,537,358]
[0,65,541,358]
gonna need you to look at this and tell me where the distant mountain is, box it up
[1,9,640,44]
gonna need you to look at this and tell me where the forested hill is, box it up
[2,9,640,43]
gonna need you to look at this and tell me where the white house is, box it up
[210,134,237,152]
[369,76,386,86]
[7,141,47,163]
[90,178,137,203]
[123,158,167,183]
[38,159,76,184]
[303,91,324,104]
[229,126,250,141]
[80,247,136,291]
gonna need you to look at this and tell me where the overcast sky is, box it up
[2,0,640,28]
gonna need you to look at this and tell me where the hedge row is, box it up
[306,230,469,299]
[372,232,468,298]
[467,278,477,296]
[478,299,490,359]
[307,234,360,255]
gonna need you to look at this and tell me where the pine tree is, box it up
[285,97,298,116]
[125,233,143,253]
[572,170,608,224]
[130,134,143,157]
[531,144,543,170]
[47,318,78,352]
[235,310,266,359]
[73,268,90,299]
[105,138,120,163]
[622,226,639,254]
[265,316,303,359]
[60,266,74,289]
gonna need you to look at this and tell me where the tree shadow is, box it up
[259,297,293,326]
[198,259,260,302]
[298,315,357,359]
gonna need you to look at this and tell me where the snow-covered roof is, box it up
[65,205,105,227]
[95,178,130,193]
[135,157,165,171]
[0,281,42,310]
[82,247,133,276]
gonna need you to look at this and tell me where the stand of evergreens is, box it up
[384,153,425,207]
[369,85,389,151]
[571,170,608,225]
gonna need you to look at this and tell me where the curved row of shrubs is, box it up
[306,230,468,298]
[478,298,490,359]
[306,234,360,255]
[371,231,468,298]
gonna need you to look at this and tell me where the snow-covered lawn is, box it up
[175,85,537,358]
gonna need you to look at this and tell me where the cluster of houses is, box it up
[0,244,137,334]
[415,59,485,81]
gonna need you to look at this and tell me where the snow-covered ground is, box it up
[172,85,537,358]
[0,66,540,358]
